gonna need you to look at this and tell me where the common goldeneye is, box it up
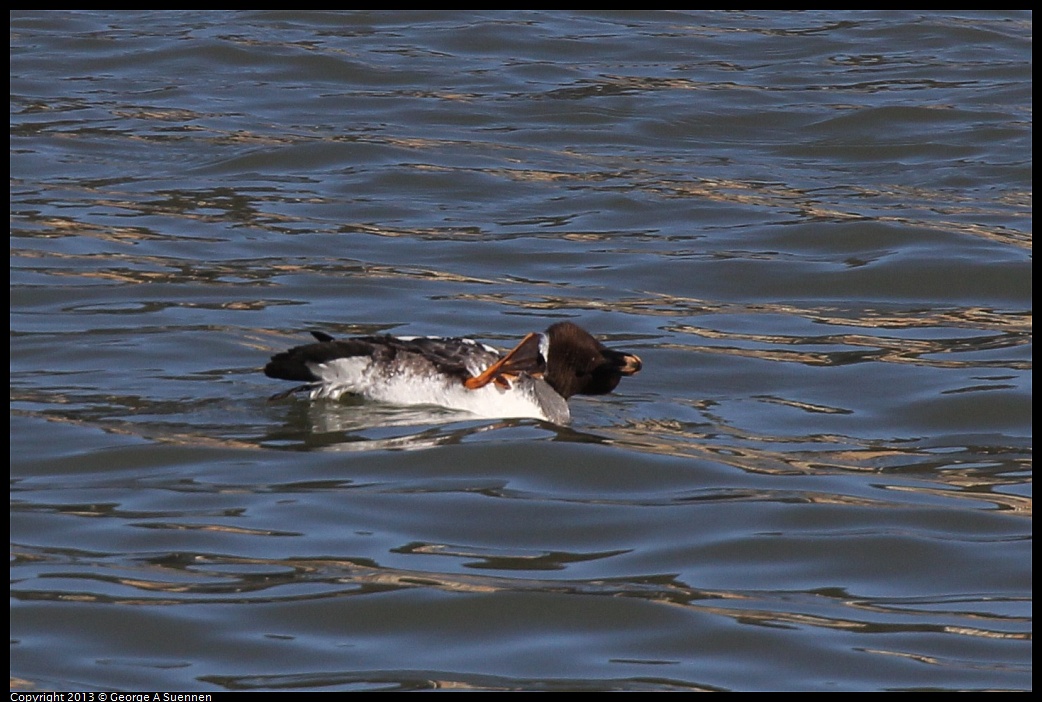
[263,321,642,424]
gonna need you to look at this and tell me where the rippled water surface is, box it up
[10,10,1031,692]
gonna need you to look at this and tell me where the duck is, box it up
[263,321,642,424]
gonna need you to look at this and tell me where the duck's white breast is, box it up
[304,353,569,423]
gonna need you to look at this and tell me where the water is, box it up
[10,10,1031,692]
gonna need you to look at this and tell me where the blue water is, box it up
[10,10,1031,691]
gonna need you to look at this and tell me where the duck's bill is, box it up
[619,353,642,375]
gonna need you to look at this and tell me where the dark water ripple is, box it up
[11,10,1031,692]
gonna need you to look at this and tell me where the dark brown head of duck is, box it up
[541,321,642,399]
